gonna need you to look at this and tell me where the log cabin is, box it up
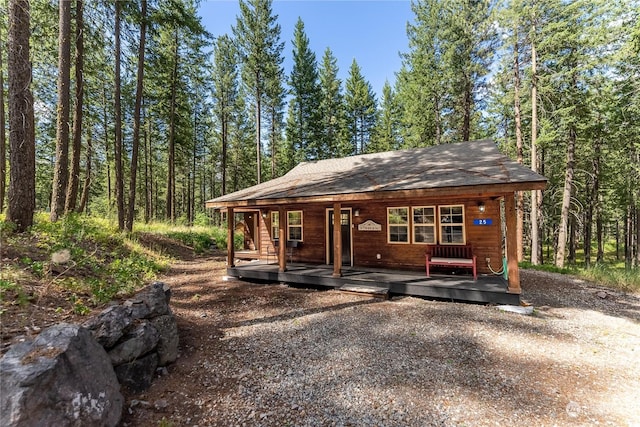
[205,139,547,304]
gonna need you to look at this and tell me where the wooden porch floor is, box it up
[227,262,519,305]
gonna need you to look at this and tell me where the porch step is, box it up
[338,284,390,299]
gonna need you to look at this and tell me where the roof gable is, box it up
[207,139,547,207]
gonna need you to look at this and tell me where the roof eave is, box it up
[205,180,548,209]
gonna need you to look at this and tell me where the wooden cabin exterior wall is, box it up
[253,194,506,275]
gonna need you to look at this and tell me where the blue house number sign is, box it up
[473,218,493,226]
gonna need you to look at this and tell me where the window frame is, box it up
[387,207,410,244]
[287,210,303,242]
[438,204,466,245]
[270,211,279,240]
[412,206,437,245]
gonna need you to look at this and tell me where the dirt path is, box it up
[121,255,640,426]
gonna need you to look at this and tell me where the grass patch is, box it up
[521,261,640,293]
[1,213,173,313]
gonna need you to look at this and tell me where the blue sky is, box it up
[197,0,414,99]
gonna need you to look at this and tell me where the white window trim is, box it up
[412,206,437,245]
[387,207,410,244]
[438,204,466,245]
[270,211,279,240]
[287,210,303,242]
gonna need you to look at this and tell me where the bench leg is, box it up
[425,256,431,277]
[472,256,477,281]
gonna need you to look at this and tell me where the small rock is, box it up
[566,400,580,418]
[154,399,169,410]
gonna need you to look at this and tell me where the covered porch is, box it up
[227,261,518,305]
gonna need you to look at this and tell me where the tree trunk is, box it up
[65,0,84,213]
[530,27,541,265]
[0,31,6,214]
[6,0,35,232]
[256,71,262,184]
[513,33,524,262]
[50,0,72,222]
[143,115,150,223]
[555,124,576,268]
[78,134,92,214]
[166,29,178,223]
[114,1,125,230]
[103,85,111,210]
[126,0,147,232]
[221,110,227,195]
[0,25,6,214]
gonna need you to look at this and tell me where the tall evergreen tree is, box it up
[370,80,401,153]
[0,10,6,213]
[318,47,347,159]
[212,34,239,196]
[233,0,284,184]
[65,0,84,214]
[344,59,377,155]
[284,18,322,167]
[50,0,72,222]
[7,0,35,231]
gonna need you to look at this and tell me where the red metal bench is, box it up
[425,245,477,280]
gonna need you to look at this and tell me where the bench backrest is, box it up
[429,245,473,259]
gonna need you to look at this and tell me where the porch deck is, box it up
[227,262,519,305]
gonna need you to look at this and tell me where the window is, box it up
[439,205,465,244]
[387,207,409,243]
[412,206,436,244]
[287,211,303,241]
[270,211,279,240]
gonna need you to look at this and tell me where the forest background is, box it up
[1,0,640,274]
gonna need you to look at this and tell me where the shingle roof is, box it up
[206,139,547,207]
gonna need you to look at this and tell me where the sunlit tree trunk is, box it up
[0,26,6,214]
[78,133,91,214]
[7,0,35,232]
[66,0,84,213]
[51,0,72,222]
[126,0,147,232]
[530,27,541,265]
[513,33,524,262]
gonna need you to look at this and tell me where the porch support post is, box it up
[505,193,521,294]
[226,207,235,268]
[278,206,287,272]
[333,202,342,277]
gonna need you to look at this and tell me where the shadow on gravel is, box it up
[521,270,640,322]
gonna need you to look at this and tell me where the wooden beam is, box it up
[333,202,342,277]
[504,193,521,294]
[278,206,286,272]
[226,207,235,268]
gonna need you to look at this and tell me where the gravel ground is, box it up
[121,257,640,426]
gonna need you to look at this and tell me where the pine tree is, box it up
[50,0,72,222]
[370,81,401,153]
[212,34,239,196]
[234,0,284,184]
[318,48,347,159]
[284,18,322,166]
[344,59,377,155]
[7,0,35,231]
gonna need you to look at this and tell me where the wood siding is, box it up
[252,193,508,275]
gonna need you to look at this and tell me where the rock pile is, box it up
[0,282,178,427]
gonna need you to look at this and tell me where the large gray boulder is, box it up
[0,324,123,427]
[132,281,171,318]
[82,305,134,349]
[108,320,160,366]
[150,314,179,366]
[114,352,159,393]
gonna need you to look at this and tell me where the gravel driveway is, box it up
[122,258,640,426]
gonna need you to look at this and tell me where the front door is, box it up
[327,209,352,266]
